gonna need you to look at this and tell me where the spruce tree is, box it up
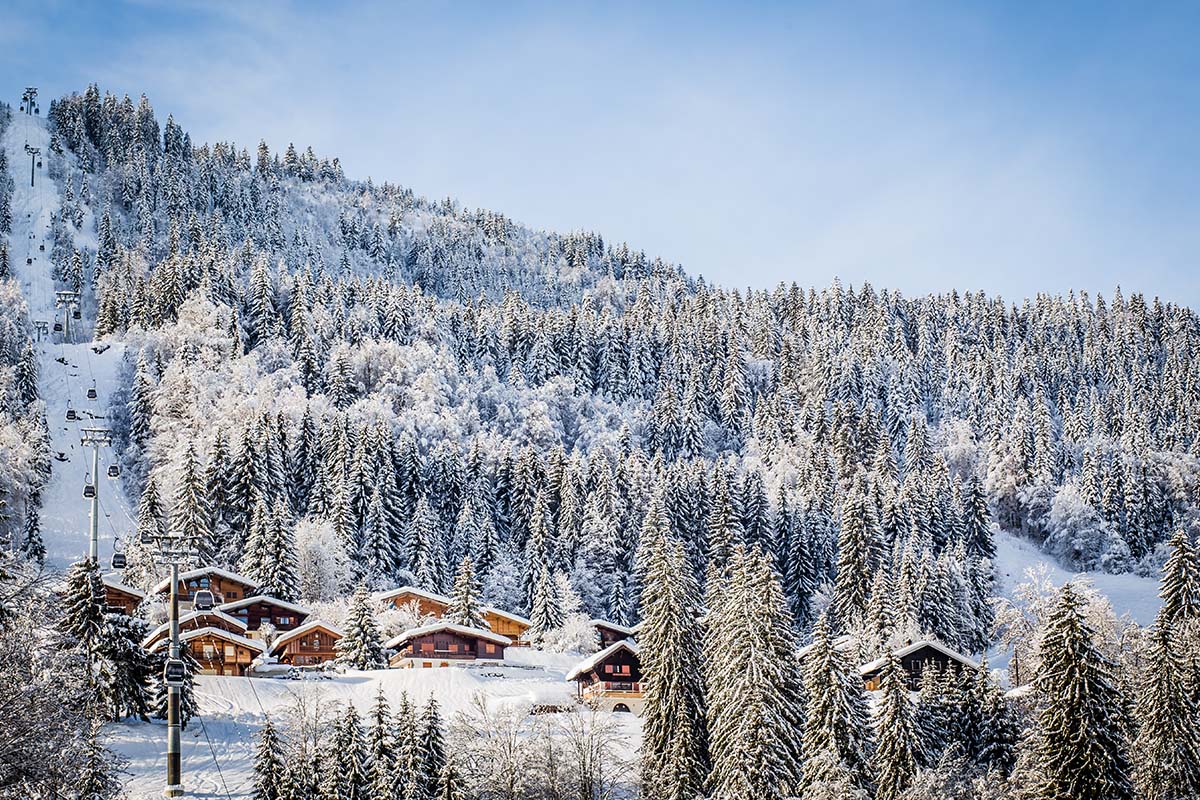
[1158,527,1200,626]
[366,687,395,800]
[526,562,563,643]
[419,697,447,800]
[444,557,488,629]
[1132,618,1200,800]
[800,612,872,795]
[1028,583,1133,800]
[872,654,918,800]
[323,703,369,800]
[170,441,212,560]
[336,584,386,669]
[252,719,287,800]
[97,613,154,721]
[639,535,708,800]
[831,471,878,632]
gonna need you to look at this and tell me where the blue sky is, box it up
[2,1,1198,305]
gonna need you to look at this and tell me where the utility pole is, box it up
[79,427,112,563]
[24,144,39,188]
[142,525,198,797]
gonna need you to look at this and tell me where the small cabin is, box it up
[377,585,532,645]
[566,640,643,714]
[151,566,258,607]
[102,576,145,615]
[149,626,265,676]
[142,609,249,651]
[269,620,344,667]
[219,595,312,636]
[591,619,635,649]
[859,640,979,691]
[385,622,510,668]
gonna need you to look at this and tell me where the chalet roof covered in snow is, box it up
[146,626,266,654]
[142,609,249,647]
[102,575,145,598]
[218,594,313,616]
[150,566,258,595]
[376,584,532,626]
[565,639,641,681]
[269,620,345,654]
[858,639,980,675]
[384,621,512,650]
[590,618,634,636]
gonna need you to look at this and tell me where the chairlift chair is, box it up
[193,590,216,611]
[83,483,96,499]
[107,464,120,479]
[110,552,126,570]
[163,659,186,687]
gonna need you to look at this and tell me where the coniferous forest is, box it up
[1,84,1199,800]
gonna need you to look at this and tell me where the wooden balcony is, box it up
[581,680,644,698]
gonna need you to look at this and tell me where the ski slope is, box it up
[2,110,133,568]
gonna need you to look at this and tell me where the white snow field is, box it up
[2,109,132,568]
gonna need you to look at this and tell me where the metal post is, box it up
[29,152,35,187]
[166,562,183,797]
[88,443,100,563]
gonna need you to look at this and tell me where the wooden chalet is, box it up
[102,576,145,615]
[148,626,265,676]
[859,639,979,691]
[142,608,250,651]
[376,585,532,644]
[150,566,258,606]
[591,619,635,649]
[566,640,643,714]
[269,620,344,667]
[384,622,510,668]
[219,595,312,636]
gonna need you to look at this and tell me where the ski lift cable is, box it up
[194,712,235,800]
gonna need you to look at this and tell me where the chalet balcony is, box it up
[405,649,480,660]
[581,680,644,698]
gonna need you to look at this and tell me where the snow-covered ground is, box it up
[2,110,132,568]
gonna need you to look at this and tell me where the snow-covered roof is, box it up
[102,575,145,599]
[565,639,641,681]
[142,609,249,648]
[150,566,257,595]
[796,633,856,660]
[384,621,512,650]
[147,626,266,654]
[218,594,313,617]
[376,585,531,627]
[858,639,979,675]
[268,620,346,654]
[590,619,634,636]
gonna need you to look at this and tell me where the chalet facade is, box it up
[566,640,643,714]
[591,619,635,649]
[385,622,510,668]
[142,609,250,651]
[219,595,312,636]
[269,620,344,667]
[859,640,979,691]
[376,585,532,644]
[151,566,257,607]
[148,627,265,676]
[102,576,145,615]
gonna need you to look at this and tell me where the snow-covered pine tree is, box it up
[420,697,447,800]
[336,584,386,670]
[800,612,873,796]
[444,557,488,629]
[251,499,300,601]
[1027,582,1133,800]
[706,546,804,800]
[1132,617,1200,800]
[77,716,124,800]
[151,641,199,729]
[366,687,395,800]
[1158,527,1200,626]
[639,534,708,800]
[831,470,879,633]
[97,612,153,721]
[169,440,212,560]
[526,562,563,644]
[872,654,918,800]
[252,719,287,800]
[322,702,368,800]
[58,558,107,661]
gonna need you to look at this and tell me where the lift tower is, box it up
[79,427,113,564]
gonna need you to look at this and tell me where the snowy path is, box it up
[2,110,133,567]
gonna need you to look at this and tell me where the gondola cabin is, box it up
[384,622,510,668]
[102,576,145,615]
[591,619,635,649]
[148,627,265,676]
[566,640,644,714]
[859,640,979,691]
[269,621,344,667]
[151,566,258,607]
[219,595,312,636]
[376,585,532,644]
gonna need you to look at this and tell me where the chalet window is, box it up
[604,665,614,674]
[203,645,216,659]
[435,638,449,651]
[420,642,433,653]
[227,591,238,600]
[278,616,292,626]
[199,577,210,588]
[484,643,496,654]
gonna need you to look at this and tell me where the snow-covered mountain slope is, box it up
[110,650,639,800]
[2,111,132,567]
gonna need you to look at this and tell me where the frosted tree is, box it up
[444,557,488,629]
[872,654,918,800]
[1158,527,1200,625]
[336,585,386,670]
[322,703,368,800]
[1132,619,1200,800]
[1027,582,1133,800]
[252,719,287,800]
[832,470,878,632]
[366,687,395,799]
[420,697,447,800]
[169,440,212,560]
[526,562,563,644]
[639,534,708,800]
